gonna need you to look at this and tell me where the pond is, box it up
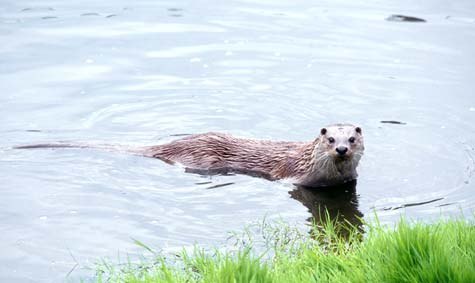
[1,0,474,282]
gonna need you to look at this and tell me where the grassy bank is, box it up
[96,217,475,283]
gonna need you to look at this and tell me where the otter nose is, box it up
[335,146,348,156]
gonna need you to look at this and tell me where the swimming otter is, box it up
[15,124,364,187]
[144,123,364,187]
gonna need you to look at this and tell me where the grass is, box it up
[94,216,475,283]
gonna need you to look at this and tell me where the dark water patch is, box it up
[185,166,274,180]
[195,181,213,185]
[105,14,117,18]
[81,13,101,17]
[21,7,55,12]
[204,182,234,190]
[383,197,444,211]
[386,14,426,23]
[41,16,58,20]
[380,120,406,125]
[436,202,457,207]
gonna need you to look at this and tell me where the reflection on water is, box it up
[386,14,427,23]
[289,181,363,239]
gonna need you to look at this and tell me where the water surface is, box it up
[1,0,475,282]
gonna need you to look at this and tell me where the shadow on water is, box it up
[289,180,363,240]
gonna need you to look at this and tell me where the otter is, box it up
[14,124,364,187]
[145,124,364,187]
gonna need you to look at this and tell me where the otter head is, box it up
[318,124,364,162]
[299,124,364,187]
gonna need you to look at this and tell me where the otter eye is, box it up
[349,137,356,143]
[328,137,335,143]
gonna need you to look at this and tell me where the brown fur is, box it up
[144,124,364,187]
[14,124,364,187]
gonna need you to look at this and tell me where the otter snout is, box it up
[335,146,348,156]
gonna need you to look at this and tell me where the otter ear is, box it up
[320,128,327,135]
[355,127,362,134]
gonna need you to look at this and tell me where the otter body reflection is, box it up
[289,181,363,239]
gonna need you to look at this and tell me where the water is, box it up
[1,0,475,281]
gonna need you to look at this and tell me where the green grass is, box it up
[95,216,475,283]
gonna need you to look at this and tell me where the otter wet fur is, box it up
[15,123,364,187]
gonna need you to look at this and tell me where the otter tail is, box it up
[13,142,147,156]
[15,143,90,149]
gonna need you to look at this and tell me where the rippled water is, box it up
[1,0,475,282]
